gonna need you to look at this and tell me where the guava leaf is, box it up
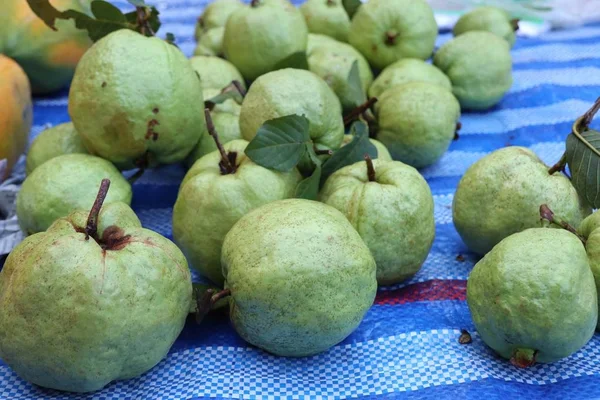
[295,146,322,200]
[191,284,229,312]
[273,52,309,71]
[342,0,362,18]
[127,0,147,6]
[165,32,177,47]
[346,60,367,109]
[320,121,377,185]
[26,0,63,29]
[245,115,310,172]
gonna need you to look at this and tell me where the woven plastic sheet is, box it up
[1,1,600,399]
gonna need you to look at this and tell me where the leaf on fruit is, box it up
[191,283,229,312]
[346,60,367,109]
[26,0,63,29]
[127,0,147,6]
[342,0,362,18]
[295,146,322,200]
[165,32,177,47]
[246,115,311,172]
[320,121,377,185]
[273,52,309,71]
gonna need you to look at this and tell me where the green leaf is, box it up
[565,129,600,208]
[295,146,322,200]
[204,90,242,110]
[26,0,63,29]
[91,0,126,23]
[127,0,147,6]
[346,60,367,109]
[245,115,311,172]
[191,283,229,312]
[342,0,362,18]
[273,52,309,71]
[320,121,377,185]
[165,32,176,44]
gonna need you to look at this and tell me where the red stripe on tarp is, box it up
[375,280,467,305]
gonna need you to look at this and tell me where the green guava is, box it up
[467,228,597,367]
[195,0,245,40]
[189,56,246,91]
[453,6,517,48]
[221,198,377,356]
[194,27,225,57]
[453,146,591,255]
[0,185,192,392]
[375,82,460,168]
[348,0,438,70]
[341,134,392,161]
[306,34,374,112]
[434,31,513,110]
[26,122,88,175]
[576,211,600,330]
[300,0,351,42]
[69,29,206,169]
[320,158,434,285]
[173,139,302,285]
[17,154,132,235]
[223,0,308,81]
[368,58,451,99]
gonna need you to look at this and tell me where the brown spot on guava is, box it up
[101,226,132,251]
[145,119,160,141]
[152,107,159,114]
[102,82,107,88]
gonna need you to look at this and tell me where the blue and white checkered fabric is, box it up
[2,0,600,398]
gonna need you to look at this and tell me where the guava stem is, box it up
[326,0,336,5]
[458,329,472,344]
[454,122,462,140]
[539,204,586,244]
[314,148,333,156]
[580,97,600,129]
[510,348,537,368]
[85,179,111,240]
[548,153,567,175]
[385,31,398,45]
[344,98,378,126]
[511,19,520,32]
[204,108,236,174]
[195,288,231,324]
[232,80,247,98]
[136,7,155,36]
[365,154,376,182]
[250,0,261,7]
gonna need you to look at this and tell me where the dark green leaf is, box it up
[127,0,147,6]
[346,60,367,108]
[62,8,133,42]
[204,90,242,110]
[295,146,322,200]
[273,52,309,71]
[91,0,126,23]
[192,284,229,312]
[342,0,362,18]
[565,129,600,208]
[26,0,63,29]
[245,115,310,171]
[321,121,377,185]
[124,6,161,36]
[147,7,161,35]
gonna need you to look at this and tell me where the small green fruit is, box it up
[189,56,245,91]
[341,134,391,161]
[194,27,225,57]
[320,157,434,284]
[453,146,591,255]
[69,30,205,169]
[221,198,377,356]
[195,0,245,40]
[300,0,351,42]
[173,139,302,285]
[17,154,132,235]
[576,211,600,330]
[349,0,437,70]
[223,0,308,81]
[434,31,512,110]
[26,122,88,175]
[375,82,460,169]
[467,228,597,366]
[368,58,451,99]
[306,34,374,112]
[0,184,192,392]
[453,6,517,48]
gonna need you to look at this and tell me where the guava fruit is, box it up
[173,138,302,285]
[453,6,518,48]
[0,55,31,181]
[368,58,451,99]
[300,0,351,42]
[194,27,225,57]
[239,68,344,171]
[348,0,437,70]
[17,153,132,235]
[195,0,245,40]
[341,134,391,161]
[467,228,597,367]
[189,56,245,91]
[69,29,205,170]
[320,157,434,284]
[434,31,512,110]
[0,0,92,94]
[26,122,88,175]
[453,146,591,255]
[375,82,460,168]
[575,211,600,330]
[223,0,308,81]
[0,180,192,392]
[306,34,374,112]
[221,198,377,356]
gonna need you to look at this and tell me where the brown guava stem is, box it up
[511,18,520,32]
[344,97,378,126]
[85,179,111,240]
[136,7,155,36]
[548,153,567,175]
[250,0,260,7]
[326,0,336,5]
[211,288,231,304]
[195,288,232,324]
[127,168,145,185]
[510,349,537,368]
[454,121,462,140]
[314,148,333,156]
[458,329,472,344]
[204,108,236,174]
[385,30,398,45]
[580,97,600,129]
[539,204,586,244]
[231,80,247,98]
[365,154,376,182]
